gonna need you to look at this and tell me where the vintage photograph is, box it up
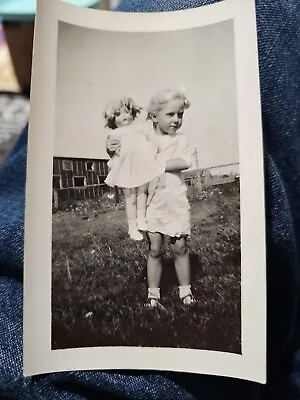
[24,0,266,381]
[51,18,241,353]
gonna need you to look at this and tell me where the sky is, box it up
[55,19,239,171]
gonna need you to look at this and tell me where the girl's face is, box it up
[114,106,134,128]
[154,99,185,135]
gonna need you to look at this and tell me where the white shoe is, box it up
[182,294,197,305]
[144,298,166,310]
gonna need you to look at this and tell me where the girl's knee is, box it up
[149,242,163,259]
[172,239,188,256]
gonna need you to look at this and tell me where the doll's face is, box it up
[114,106,134,128]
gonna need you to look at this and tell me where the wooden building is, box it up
[52,157,239,208]
[52,157,109,207]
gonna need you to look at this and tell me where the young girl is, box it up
[104,97,165,241]
[145,89,196,307]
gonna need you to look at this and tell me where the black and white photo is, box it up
[24,0,266,382]
[52,22,241,350]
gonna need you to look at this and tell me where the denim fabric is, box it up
[0,0,299,398]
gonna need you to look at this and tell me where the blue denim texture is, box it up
[0,0,299,398]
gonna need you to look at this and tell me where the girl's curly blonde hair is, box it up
[147,89,191,119]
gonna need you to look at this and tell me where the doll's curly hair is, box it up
[103,97,142,129]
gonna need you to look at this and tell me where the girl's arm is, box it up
[165,158,189,173]
[106,135,121,157]
[164,135,194,173]
[106,123,138,156]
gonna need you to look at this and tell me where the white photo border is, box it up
[24,0,266,383]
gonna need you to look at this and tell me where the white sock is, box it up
[127,220,143,240]
[148,287,160,300]
[179,285,192,299]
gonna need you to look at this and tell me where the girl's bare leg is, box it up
[123,188,143,241]
[146,232,164,306]
[137,184,148,231]
[171,237,194,304]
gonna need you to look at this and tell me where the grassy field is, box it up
[52,182,241,353]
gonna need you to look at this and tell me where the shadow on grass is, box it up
[52,252,241,354]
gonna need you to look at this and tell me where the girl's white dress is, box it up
[105,121,165,189]
[146,132,193,238]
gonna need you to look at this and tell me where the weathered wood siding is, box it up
[52,157,110,205]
